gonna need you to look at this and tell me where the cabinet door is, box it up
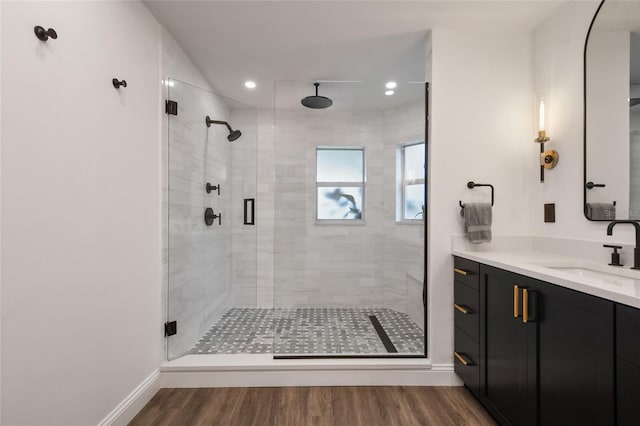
[616,304,640,426]
[617,358,640,425]
[481,265,537,426]
[533,280,614,426]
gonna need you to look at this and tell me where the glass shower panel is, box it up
[272,81,427,357]
[166,78,257,360]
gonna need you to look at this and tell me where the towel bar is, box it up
[459,181,494,214]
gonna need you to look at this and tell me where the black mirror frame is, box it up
[583,0,608,221]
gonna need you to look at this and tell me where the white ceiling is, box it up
[275,80,426,111]
[145,0,566,109]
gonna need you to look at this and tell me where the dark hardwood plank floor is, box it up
[129,386,496,426]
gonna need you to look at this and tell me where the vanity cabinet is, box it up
[454,257,617,426]
[616,304,640,425]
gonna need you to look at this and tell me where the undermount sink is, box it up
[546,266,640,286]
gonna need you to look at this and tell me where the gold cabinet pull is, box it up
[454,351,470,366]
[454,304,470,314]
[523,289,529,323]
[454,268,468,276]
[514,285,519,318]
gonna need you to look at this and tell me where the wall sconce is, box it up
[534,98,559,183]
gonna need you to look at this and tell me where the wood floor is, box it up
[129,386,496,426]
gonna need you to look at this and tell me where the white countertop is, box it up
[452,248,640,309]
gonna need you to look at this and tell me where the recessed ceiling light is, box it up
[385,90,395,96]
[244,81,256,89]
[385,81,397,89]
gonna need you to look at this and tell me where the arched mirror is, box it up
[584,0,640,220]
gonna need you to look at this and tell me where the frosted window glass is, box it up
[317,149,363,182]
[317,187,363,220]
[404,184,425,219]
[404,144,425,181]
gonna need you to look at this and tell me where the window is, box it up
[399,142,425,221]
[316,148,365,221]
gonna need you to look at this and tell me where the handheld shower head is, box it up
[205,116,242,142]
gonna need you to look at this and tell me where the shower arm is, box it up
[205,117,233,132]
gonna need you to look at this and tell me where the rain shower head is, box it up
[205,116,242,142]
[301,82,333,109]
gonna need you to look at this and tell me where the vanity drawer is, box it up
[453,257,480,289]
[617,304,640,365]
[454,326,479,395]
[454,280,479,342]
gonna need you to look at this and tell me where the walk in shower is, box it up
[166,79,427,360]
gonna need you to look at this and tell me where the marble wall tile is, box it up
[270,101,426,312]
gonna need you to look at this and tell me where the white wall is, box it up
[1,2,162,425]
[531,0,635,246]
[429,29,533,365]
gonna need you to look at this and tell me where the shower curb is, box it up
[158,356,459,388]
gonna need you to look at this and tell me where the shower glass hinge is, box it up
[164,321,177,337]
[165,100,178,116]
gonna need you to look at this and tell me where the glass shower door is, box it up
[166,78,257,360]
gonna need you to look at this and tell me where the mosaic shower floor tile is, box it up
[191,307,425,355]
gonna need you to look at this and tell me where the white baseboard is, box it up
[98,369,161,426]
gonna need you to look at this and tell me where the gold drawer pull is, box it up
[454,268,468,276]
[454,351,470,366]
[523,289,529,323]
[514,285,519,318]
[454,304,470,314]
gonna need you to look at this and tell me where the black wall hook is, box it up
[112,79,127,89]
[34,26,57,41]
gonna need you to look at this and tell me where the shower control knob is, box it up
[204,208,221,226]
[206,183,220,195]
